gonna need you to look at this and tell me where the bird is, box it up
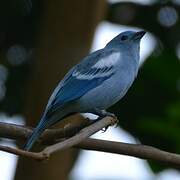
[23,30,146,151]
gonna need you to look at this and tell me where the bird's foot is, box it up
[101,125,110,133]
[101,110,116,118]
[101,116,119,133]
[99,110,118,126]
[90,108,116,118]
[88,108,118,132]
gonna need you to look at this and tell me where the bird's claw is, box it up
[101,125,110,133]
[101,117,119,132]
[112,117,119,127]
[101,110,116,118]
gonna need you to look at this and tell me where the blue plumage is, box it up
[49,75,112,111]
[24,30,146,151]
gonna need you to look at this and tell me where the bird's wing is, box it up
[45,49,120,115]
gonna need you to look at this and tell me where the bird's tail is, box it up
[23,118,47,151]
[23,110,68,151]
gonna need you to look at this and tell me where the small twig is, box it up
[41,116,116,157]
[77,138,180,168]
[0,145,44,160]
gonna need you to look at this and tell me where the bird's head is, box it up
[105,30,146,50]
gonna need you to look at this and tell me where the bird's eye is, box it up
[121,35,128,41]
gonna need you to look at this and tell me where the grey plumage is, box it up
[24,30,146,150]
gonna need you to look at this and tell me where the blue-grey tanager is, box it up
[24,30,146,150]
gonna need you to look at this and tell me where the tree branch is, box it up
[0,145,45,160]
[0,118,180,168]
[41,116,116,157]
[0,116,117,160]
[77,139,180,168]
[0,120,92,142]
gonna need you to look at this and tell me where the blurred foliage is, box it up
[0,0,179,175]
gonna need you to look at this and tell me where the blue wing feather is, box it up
[47,74,112,114]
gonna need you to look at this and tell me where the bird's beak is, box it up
[132,31,146,40]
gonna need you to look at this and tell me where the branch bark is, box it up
[1,118,180,168]
[41,116,116,157]
[0,116,117,160]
